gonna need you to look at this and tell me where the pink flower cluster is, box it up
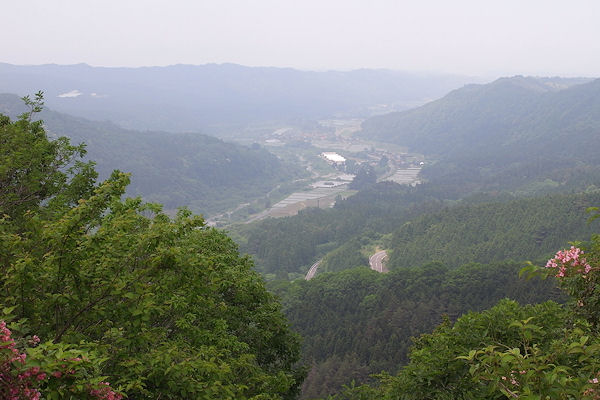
[89,381,123,400]
[0,321,42,400]
[545,246,592,277]
[1,321,122,400]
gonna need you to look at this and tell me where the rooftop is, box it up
[321,152,346,163]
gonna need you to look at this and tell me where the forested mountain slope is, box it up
[328,228,600,399]
[360,76,597,158]
[0,63,471,132]
[0,93,304,215]
[389,191,600,269]
[271,262,562,399]
[237,182,600,279]
[236,182,441,279]
[360,76,600,195]
[266,190,600,398]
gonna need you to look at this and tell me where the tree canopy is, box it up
[0,95,302,399]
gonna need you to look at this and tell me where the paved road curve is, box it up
[305,260,322,280]
[369,250,387,273]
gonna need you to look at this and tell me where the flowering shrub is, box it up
[0,320,122,400]
[545,246,592,277]
[459,319,600,399]
[519,236,600,330]
[88,382,123,400]
[1,320,42,400]
[459,234,600,399]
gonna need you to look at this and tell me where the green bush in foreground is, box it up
[0,94,302,399]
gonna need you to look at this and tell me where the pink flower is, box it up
[545,247,592,278]
[89,382,123,400]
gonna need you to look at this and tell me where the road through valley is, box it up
[369,250,388,273]
[305,260,322,280]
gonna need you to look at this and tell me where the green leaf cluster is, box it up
[388,192,600,270]
[0,98,302,398]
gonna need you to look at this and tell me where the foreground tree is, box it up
[0,92,97,222]
[0,96,302,399]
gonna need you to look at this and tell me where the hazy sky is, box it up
[4,0,600,77]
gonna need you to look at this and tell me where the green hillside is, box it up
[360,77,600,194]
[0,93,305,215]
[389,191,600,269]
[265,189,600,398]
[271,262,561,399]
[329,226,600,399]
[236,182,439,279]
[360,76,598,158]
[237,182,600,279]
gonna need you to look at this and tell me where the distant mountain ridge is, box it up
[0,93,303,215]
[360,75,597,157]
[0,62,473,133]
[360,76,600,193]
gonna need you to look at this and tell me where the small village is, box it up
[245,119,425,221]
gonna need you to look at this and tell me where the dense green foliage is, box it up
[0,93,305,216]
[237,182,441,278]
[328,299,570,399]
[319,238,369,273]
[238,180,600,280]
[0,316,123,399]
[270,262,561,399]
[0,100,302,398]
[330,230,600,399]
[0,92,97,222]
[389,192,600,269]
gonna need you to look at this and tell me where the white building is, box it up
[321,152,346,165]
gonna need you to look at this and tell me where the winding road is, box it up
[369,250,388,273]
[305,260,322,280]
[306,250,386,280]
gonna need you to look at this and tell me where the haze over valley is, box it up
[2,1,600,399]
